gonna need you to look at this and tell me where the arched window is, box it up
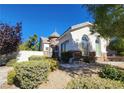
[82,34,89,41]
[95,36,100,44]
[82,34,89,55]
[95,36,101,56]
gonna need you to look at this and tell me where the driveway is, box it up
[0,66,13,88]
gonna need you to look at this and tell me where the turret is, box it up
[48,31,60,46]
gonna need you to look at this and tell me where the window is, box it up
[95,36,100,43]
[82,34,89,41]
[82,35,89,55]
[61,40,69,52]
[46,47,49,51]
[95,36,101,56]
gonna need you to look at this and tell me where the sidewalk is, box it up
[0,66,13,87]
[97,61,124,69]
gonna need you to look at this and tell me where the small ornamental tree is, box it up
[0,22,22,55]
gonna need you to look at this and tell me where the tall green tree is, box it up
[19,33,39,51]
[84,5,124,38]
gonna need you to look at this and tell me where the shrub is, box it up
[100,65,120,80]
[6,59,16,67]
[119,52,124,56]
[61,51,73,63]
[47,58,58,71]
[66,77,124,89]
[29,56,58,71]
[119,70,124,82]
[14,61,50,89]
[100,65,124,82]
[29,56,47,61]
[7,70,16,85]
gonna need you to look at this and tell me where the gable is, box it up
[59,22,93,40]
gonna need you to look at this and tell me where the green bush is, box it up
[100,65,124,82]
[119,70,124,82]
[14,61,50,89]
[119,52,124,56]
[29,56,47,61]
[7,70,16,85]
[47,58,58,71]
[66,77,124,89]
[6,59,16,67]
[61,51,73,63]
[100,65,120,80]
[29,56,58,71]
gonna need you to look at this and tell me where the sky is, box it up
[0,4,93,41]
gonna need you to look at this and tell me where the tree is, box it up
[109,38,124,55]
[0,22,22,55]
[84,5,124,38]
[19,33,39,51]
[28,33,38,50]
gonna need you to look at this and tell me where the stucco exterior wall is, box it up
[58,31,72,56]
[43,43,50,51]
[58,26,107,58]
[17,51,44,62]
[100,38,107,53]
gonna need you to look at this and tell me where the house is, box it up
[40,31,60,57]
[58,22,108,61]
[40,37,50,56]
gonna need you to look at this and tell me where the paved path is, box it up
[39,70,72,89]
[97,61,124,69]
[0,66,13,87]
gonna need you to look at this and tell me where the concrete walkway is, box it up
[97,61,124,69]
[39,70,72,89]
[0,66,13,88]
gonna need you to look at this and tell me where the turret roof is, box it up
[49,31,60,38]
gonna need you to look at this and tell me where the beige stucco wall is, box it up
[17,51,44,62]
[43,43,50,51]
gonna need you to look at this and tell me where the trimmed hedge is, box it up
[14,61,50,89]
[29,56,58,71]
[29,56,47,61]
[12,56,58,89]
[66,77,124,89]
[7,70,16,85]
[100,65,124,81]
[119,52,124,56]
[6,59,16,67]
